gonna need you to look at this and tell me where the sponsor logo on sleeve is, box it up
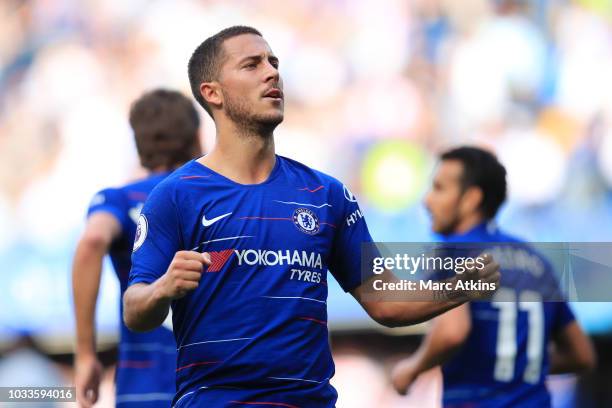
[346,209,364,227]
[343,185,357,202]
[133,214,148,252]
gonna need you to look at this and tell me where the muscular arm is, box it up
[71,211,121,407]
[549,320,596,374]
[351,272,467,327]
[123,281,173,332]
[351,254,499,327]
[392,304,471,395]
[123,251,210,332]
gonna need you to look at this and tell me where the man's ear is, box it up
[200,81,222,109]
[460,186,483,215]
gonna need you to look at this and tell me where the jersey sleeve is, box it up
[129,181,182,286]
[551,301,576,333]
[328,182,377,292]
[87,188,130,231]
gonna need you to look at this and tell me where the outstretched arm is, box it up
[351,254,499,327]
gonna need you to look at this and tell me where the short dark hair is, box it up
[129,89,200,171]
[188,26,263,117]
[440,146,507,219]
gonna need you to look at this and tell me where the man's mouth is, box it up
[263,88,283,99]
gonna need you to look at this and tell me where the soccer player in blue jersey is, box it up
[72,89,202,407]
[392,147,596,407]
[123,27,500,407]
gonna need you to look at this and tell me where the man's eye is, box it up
[244,63,257,69]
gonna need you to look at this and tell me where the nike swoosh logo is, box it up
[202,212,232,227]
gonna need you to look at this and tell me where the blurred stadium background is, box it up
[1,0,611,406]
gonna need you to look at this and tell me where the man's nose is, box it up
[263,62,280,83]
[423,191,432,211]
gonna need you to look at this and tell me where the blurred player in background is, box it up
[72,89,202,407]
[123,26,499,408]
[392,146,595,407]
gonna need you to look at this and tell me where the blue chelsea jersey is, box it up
[87,172,176,407]
[129,155,374,407]
[439,223,575,408]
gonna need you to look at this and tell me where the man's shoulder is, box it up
[89,184,126,210]
[112,173,170,202]
[488,227,557,275]
[475,223,524,244]
[494,230,524,244]
[486,227,543,256]
[278,155,346,191]
[122,171,171,190]
[144,161,199,195]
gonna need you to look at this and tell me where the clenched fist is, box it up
[457,253,500,300]
[156,251,211,300]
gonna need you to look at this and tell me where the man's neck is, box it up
[198,121,277,185]
[453,214,485,235]
[149,165,171,174]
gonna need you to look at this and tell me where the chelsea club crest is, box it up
[133,214,148,252]
[293,207,320,235]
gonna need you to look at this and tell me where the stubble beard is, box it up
[224,92,283,138]
[435,211,462,236]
